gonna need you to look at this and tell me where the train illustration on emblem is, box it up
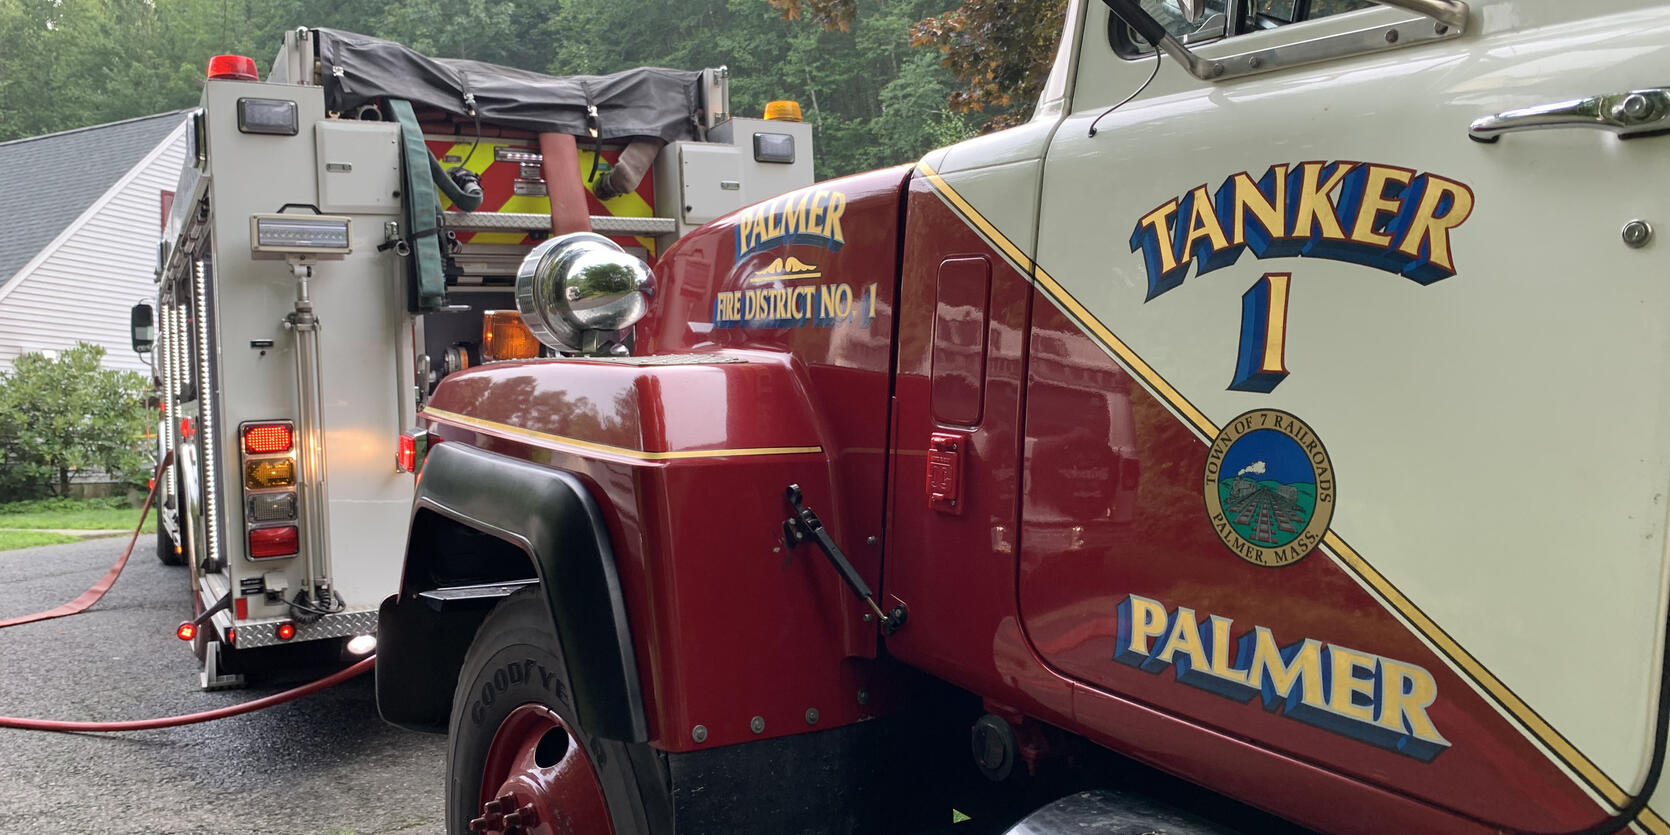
[1203,410,1335,567]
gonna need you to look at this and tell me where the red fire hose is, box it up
[0,658,374,732]
[0,455,375,732]
[0,455,168,629]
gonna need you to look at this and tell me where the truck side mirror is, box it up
[131,302,155,354]
[1163,0,1204,23]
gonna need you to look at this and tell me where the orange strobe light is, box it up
[764,100,804,122]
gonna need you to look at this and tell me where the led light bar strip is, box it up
[194,260,222,568]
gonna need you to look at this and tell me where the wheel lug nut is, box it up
[519,802,540,825]
[484,800,504,815]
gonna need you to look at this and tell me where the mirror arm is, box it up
[1101,0,1225,79]
[1103,0,1467,84]
[1373,0,1467,31]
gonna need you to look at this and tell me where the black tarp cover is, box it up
[312,28,705,143]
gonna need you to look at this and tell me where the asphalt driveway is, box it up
[0,536,444,834]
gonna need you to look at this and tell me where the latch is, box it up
[927,432,966,515]
[783,484,906,635]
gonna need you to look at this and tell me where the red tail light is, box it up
[226,627,237,645]
[176,622,197,641]
[207,54,258,81]
[276,622,297,641]
[248,525,299,558]
[243,423,294,455]
[397,433,416,473]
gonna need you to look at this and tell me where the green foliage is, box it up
[0,343,152,500]
[768,0,1068,132]
[0,530,80,550]
[0,0,969,179]
[543,0,968,179]
[0,496,155,532]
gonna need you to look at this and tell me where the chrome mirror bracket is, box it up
[1103,0,1468,83]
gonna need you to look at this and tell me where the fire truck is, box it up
[130,28,814,689]
[373,0,1670,832]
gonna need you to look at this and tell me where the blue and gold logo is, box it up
[735,188,848,259]
[1204,410,1334,567]
[1131,162,1475,301]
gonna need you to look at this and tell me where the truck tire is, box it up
[447,588,664,835]
[157,522,185,566]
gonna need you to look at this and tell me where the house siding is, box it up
[0,121,187,376]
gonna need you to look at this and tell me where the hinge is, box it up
[783,484,906,635]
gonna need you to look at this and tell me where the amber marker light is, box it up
[481,311,541,361]
[242,423,294,455]
[764,100,804,122]
[244,458,296,490]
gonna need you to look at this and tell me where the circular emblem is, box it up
[1203,410,1335,567]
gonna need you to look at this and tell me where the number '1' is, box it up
[1229,273,1291,393]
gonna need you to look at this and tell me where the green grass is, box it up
[0,496,155,533]
[0,529,81,550]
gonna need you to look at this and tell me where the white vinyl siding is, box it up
[0,121,187,376]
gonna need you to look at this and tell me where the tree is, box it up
[0,0,979,175]
[769,0,1067,131]
[0,343,152,499]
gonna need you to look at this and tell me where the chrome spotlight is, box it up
[515,232,656,354]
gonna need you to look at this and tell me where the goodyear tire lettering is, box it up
[469,659,566,725]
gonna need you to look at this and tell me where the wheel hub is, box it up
[471,704,614,835]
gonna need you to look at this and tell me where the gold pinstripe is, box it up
[423,406,822,462]
[914,160,1668,832]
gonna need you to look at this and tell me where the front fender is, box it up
[376,441,648,743]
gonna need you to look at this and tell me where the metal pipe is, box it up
[289,264,333,602]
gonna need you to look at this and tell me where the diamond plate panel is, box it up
[234,609,379,649]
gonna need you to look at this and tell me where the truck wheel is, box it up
[157,523,185,566]
[447,589,656,835]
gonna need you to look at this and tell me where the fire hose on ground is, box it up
[0,455,374,732]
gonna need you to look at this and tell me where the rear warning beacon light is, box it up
[176,622,197,641]
[207,54,258,81]
[276,622,297,641]
[242,423,294,455]
[248,525,299,558]
[764,100,804,122]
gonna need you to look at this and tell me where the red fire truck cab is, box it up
[376,0,1670,832]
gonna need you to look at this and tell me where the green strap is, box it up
[389,99,446,312]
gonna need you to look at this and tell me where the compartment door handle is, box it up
[1470,88,1670,142]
